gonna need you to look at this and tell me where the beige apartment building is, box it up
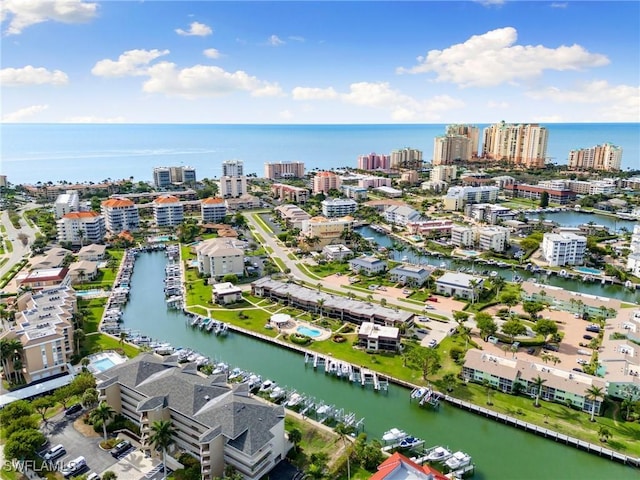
[0,286,76,383]
[195,238,245,279]
[300,215,354,250]
[432,135,471,165]
[568,143,622,172]
[270,184,310,203]
[312,171,342,194]
[482,121,548,169]
[264,161,305,179]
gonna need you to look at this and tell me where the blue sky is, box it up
[1,0,638,123]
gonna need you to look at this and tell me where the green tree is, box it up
[149,420,176,480]
[334,423,355,480]
[491,275,506,296]
[522,301,545,320]
[102,471,118,480]
[442,373,457,392]
[531,375,547,407]
[500,291,520,315]
[501,318,527,343]
[222,273,238,284]
[54,385,75,410]
[586,386,605,422]
[4,429,46,461]
[539,191,549,208]
[406,346,441,381]
[33,395,55,422]
[0,399,34,425]
[82,388,99,408]
[597,425,612,443]
[4,415,39,438]
[288,428,302,453]
[91,401,115,440]
[533,318,558,338]
[474,312,497,341]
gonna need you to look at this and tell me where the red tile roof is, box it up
[370,452,448,480]
[62,211,100,219]
[102,198,135,207]
[154,195,180,204]
[202,197,225,204]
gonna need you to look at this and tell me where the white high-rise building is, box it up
[220,176,248,198]
[222,159,244,177]
[542,232,587,266]
[482,121,548,169]
[153,195,184,227]
[56,212,106,245]
[153,166,196,188]
[568,143,623,172]
[478,226,510,253]
[451,226,475,248]
[54,190,80,219]
[101,198,140,233]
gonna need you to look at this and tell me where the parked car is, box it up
[428,339,437,348]
[577,358,588,365]
[64,404,83,416]
[61,456,87,479]
[586,325,601,333]
[543,344,559,352]
[427,297,438,302]
[583,334,594,341]
[87,473,100,480]
[526,347,536,355]
[110,440,132,458]
[572,367,583,372]
[43,444,66,461]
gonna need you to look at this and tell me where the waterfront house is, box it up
[195,238,244,279]
[29,247,72,269]
[78,244,107,262]
[251,277,413,328]
[462,349,606,415]
[435,272,484,300]
[321,244,352,261]
[212,282,243,305]
[358,322,401,352]
[96,354,288,480]
[348,255,387,276]
[388,265,434,287]
[371,452,447,480]
[16,267,72,291]
[68,260,98,284]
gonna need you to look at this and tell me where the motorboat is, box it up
[382,428,408,443]
[228,368,244,381]
[212,363,228,375]
[425,446,452,462]
[286,392,303,408]
[399,436,424,449]
[490,271,498,278]
[259,379,276,393]
[445,451,472,470]
[245,374,262,391]
[269,386,286,401]
[316,404,331,416]
[411,387,428,400]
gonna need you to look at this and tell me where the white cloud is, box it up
[203,48,221,59]
[2,104,48,122]
[288,36,305,42]
[141,62,283,99]
[398,27,609,87]
[1,0,98,35]
[267,35,285,46]
[472,0,506,6]
[175,21,212,37]
[292,87,338,100]
[551,3,568,8]
[0,66,68,86]
[527,80,640,122]
[61,115,125,123]
[91,49,170,77]
[487,100,509,109]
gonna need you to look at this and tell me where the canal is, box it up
[524,211,637,233]
[120,252,637,479]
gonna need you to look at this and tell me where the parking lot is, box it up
[40,410,160,479]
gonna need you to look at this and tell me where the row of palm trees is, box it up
[0,338,24,384]
[531,375,605,421]
[90,402,175,480]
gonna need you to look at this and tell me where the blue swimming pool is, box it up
[91,357,116,372]
[296,326,322,338]
[574,266,603,275]
[75,289,103,297]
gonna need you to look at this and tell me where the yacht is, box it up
[399,436,424,450]
[228,367,244,381]
[382,428,408,443]
[410,387,428,400]
[316,404,331,416]
[212,363,228,375]
[245,374,262,392]
[259,379,276,393]
[285,392,303,408]
[269,386,286,401]
[425,446,452,462]
[445,451,472,470]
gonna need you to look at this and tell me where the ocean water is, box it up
[1,123,638,185]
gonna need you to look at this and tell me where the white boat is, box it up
[439,262,446,269]
[259,379,276,393]
[286,393,303,407]
[399,436,424,449]
[269,386,286,400]
[228,367,244,381]
[425,446,452,462]
[411,387,428,400]
[490,271,498,278]
[246,374,262,391]
[445,451,472,470]
[401,255,409,262]
[316,404,331,416]
[212,363,228,375]
[382,428,407,443]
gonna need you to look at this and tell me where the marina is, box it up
[304,352,389,392]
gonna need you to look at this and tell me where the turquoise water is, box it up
[75,289,104,297]
[574,267,603,275]
[460,250,480,256]
[91,357,116,372]
[2,123,638,184]
[296,326,322,338]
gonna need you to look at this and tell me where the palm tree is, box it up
[532,375,546,407]
[468,279,480,305]
[483,379,493,405]
[4,339,23,383]
[334,423,354,480]
[316,298,325,317]
[149,420,176,480]
[442,373,457,393]
[586,386,605,422]
[119,331,127,345]
[597,425,612,443]
[74,329,85,355]
[91,401,115,440]
[491,275,506,296]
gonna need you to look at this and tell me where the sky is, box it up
[1,0,639,124]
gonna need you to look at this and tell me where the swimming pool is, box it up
[460,250,479,256]
[75,289,104,297]
[92,357,116,372]
[573,266,603,275]
[296,326,322,338]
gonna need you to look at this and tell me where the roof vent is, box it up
[204,395,210,401]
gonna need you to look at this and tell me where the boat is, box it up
[382,428,408,443]
[269,386,286,401]
[245,374,262,391]
[212,362,228,375]
[445,451,472,470]
[228,367,244,381]
[316,404,331,416]
[286,392,303,408]
[401,255,409,262]
[205,320,216,332]
[259,379,276,393]
[399,436,424,449]
[425,446,452,462]
[217,323,229,336]
[411,387,428,400]
[559,269,568,277]
[490,271,498,278]
[439,262,446,269]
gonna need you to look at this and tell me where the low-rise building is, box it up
[225,194,261,211]
[321,244,353,261]
[201,197,227,223]
[520,282,620,319]
[271,184,310,204]
[542,232,587,266]
[358,322,400,352]
[78,244,107,262]
[374,186,403,198]
[68,260,98,284]
[478,226,510,253]
[30,247,72,269]
[451,226,475,248]
[96,354,288,480]
[195,238,245,279]
[443,186,499,211]
[56,211,106,245]
[504,184,576,205]
[321,198,358,217]
[16,268,71,291]
[388,265,434,287]
[400,170,419,185]
[406,219,453,237]
[274,204,311,230]
[359,176,392,189]
[465,204,515,225]
[371,452,448,480]
[301,215,354,250]
[341,185,368,200]
[348,255,387,276]
[435,272,484,300]
[212,282,243,305]
[383,205,421,226]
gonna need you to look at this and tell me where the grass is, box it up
[252,213,274,233]
[78,297,108,333]
[84,333,140,358]
[285,414,339,471]
[273,257,286,271]
[308,261,351,277]
[209,307,277,337]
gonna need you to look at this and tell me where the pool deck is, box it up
[279,320,332,341]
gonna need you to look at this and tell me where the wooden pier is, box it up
[304,353,388,392]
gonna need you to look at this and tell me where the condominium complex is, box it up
[568,143,623,172]
[195,238,245,279]
[383,205,421,226]
[153,166,196,188]
[503,184,577,205]
[432,135,472,165]
[220,176,248,199]
[53,190,80,219]
[627,225,640,277]
[321,198,358,217]
[201,197,227,223]
[274,204,311,230]
[312,171,342,194]
[341,185,368,200]
[101,198,140,233]
[390,148,423,170]
[430,165,457,183]
[450,226,475,248]
[357,152,390,171]
[264,161,305,180]
[96,354,288,480]
[56,211,106,245]
[0,286,76,384]
[446,124,480,157]
[358,176,391,189]
[442,186,499,211]
[301,215,353,249]
[270,184,310,203]
[153,195,184,227]
[478,226,510,253]
[482,121,548,169]
[222,160,244,177]
[542,232,587,266]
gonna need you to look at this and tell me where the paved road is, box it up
[0,203,41,279]
[243,212,458,343]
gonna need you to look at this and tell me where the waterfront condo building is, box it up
[450,226,475,248]
[432,135,472,165]
[195,238,244,279]
[503,183,576,205]
[542,232,587,266]
[270,184,310,204]
[478,226,510,253]
[0,286,76,384]
[264,161,305,180]
[101,198,140,234]
[153,195,184,227]
[53,190,80,219]
[96,354,288,480]
[435,272,484,300]
[482,121,548,169]
[358,322,401,352]
[220,176,248,199]
[56,211,106,246]
[383,205,421,226]
[430,165,457,183]
[390,148,423,170]
[446,124,480,157]
[312,171,342,194]
[442,186,499,211]
[301,215,353,250]
[201,197,227,223]
[357,152,390,171]
[321,198,358,217]
[568,143,623,172]
[153,166,197,188]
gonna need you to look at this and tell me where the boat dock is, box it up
[305,353,388,392]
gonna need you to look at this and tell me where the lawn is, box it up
[308,261,351,277]
[78,297,108,333]
[285,414,340,472]
[210,306,277,337]
[84,333,140,358]
[251,213,274,233]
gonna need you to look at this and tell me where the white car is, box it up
[577,358,588,365]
